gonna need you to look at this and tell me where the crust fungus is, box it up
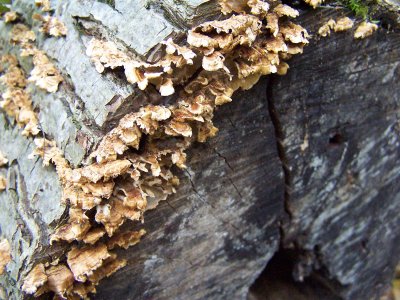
[354,21,378,39]
[0,239,11,274]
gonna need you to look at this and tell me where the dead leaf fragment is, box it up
[354,21,378,39]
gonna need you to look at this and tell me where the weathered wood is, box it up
[0,1,399,300]
[95,78,285,299]
[251,8,400,300]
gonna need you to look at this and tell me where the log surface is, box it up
[0,1,399,300]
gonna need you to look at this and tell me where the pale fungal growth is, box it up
[87,38,197,95]
[318,17,354,37]
[85,38,129,73]
[0,152,8,167]
[21,264,48,294]
[21,0,311,297]
[0,239,11,275]
[10,24,36,45]
[87,257,127,285]
[0,175,6,191]
[67,244,111,282]
[0,55,40,136]
[354,21,378,39]
[45,264,74,297]
[334,17,354,32]
[273,4,299,18]
[4,11,18,23]
[33,14,67,37]
[318,19,336,37]
[304,0,324,9]
[107,229,146,250]
[28,49,64,93]
[35,0,51,12]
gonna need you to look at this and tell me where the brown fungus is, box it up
[0,239,11,274]
[22,264,48,295]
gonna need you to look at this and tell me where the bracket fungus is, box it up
[0,0,316,298]
[354,21,378,39]
[318,17,354,37]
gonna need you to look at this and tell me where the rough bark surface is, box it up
[0,1,399,300]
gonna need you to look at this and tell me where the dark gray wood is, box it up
[262,8,400,300]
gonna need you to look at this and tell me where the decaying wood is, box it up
[0,0,399,299]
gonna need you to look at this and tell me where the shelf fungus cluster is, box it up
[0,54,40,136]
[318,17,354,37]
[318,18,378,39]
[0,0,310,298]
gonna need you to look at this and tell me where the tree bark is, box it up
[0,1,399,299]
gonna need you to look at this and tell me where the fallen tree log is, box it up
[0,0,399,299]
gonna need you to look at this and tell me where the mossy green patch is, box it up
[341,0,377,20]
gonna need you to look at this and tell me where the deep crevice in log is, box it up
[266,75,293,221]
[248,248,344,300]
